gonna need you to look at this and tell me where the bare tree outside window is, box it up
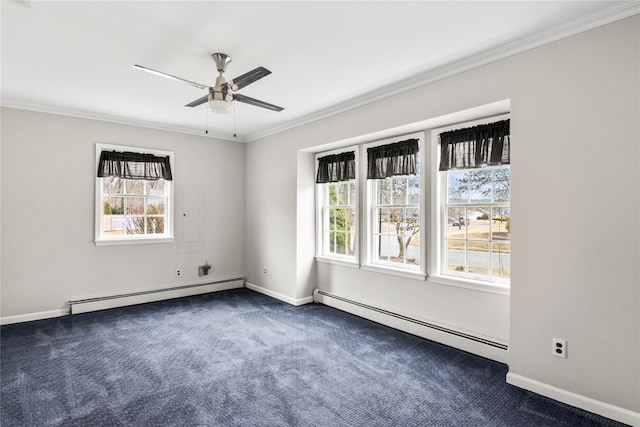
[374,173,420,266]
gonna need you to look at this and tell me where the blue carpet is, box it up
[1,288,625,426]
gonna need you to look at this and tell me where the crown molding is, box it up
[244,2,639,142]
[0,100,247,143]
[3,2,637,144]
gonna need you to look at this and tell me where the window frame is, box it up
[362,132,426,279]
[95,143,175,246]
[441,165,511,283]
[315,146,360,266]
[429,115,511,292]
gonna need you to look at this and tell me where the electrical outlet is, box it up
[264,268,267,275]
[552,338,567,358]
[175,268,182,277]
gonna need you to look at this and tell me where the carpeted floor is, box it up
[1,288,626,426]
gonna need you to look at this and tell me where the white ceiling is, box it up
[2,1,638,142]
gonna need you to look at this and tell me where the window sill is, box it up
[362,264,426,281]
[315,256,360,269]
[429,274,510,295]
[95,236,175,246]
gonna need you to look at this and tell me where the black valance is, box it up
[316,151,356,183]
[367,138,419,179]
[439,119,510,171]
[97,150,173,181]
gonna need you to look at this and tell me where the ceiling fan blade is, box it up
[228,66,271,90]
[185,94,209,108]
[133,64,209,90]
[234,93,284,112]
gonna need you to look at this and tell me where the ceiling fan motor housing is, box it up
[210,76,233,100]
[208,88,233,103]
[208,75,233,114]
[212,53,232,73]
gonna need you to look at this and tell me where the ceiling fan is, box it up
[133,53,284,114]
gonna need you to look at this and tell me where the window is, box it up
[313,112,509,289]
[315,149,358,262]
[370,166,421,268]
[443,166,510,280]
[436,117,510,284]
[95,144,174,245]
[365,135,423,273]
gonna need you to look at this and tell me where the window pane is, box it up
[345,208,355,233]
[491,207,510,241]
[377,179,391,204]
[349,181,356,206]
[146,179,165,196]
[126,180,145,195]
[404,208,419,233]
[469,169,491,203]
[337,209,348,231]
[392,177,407,204]
[377,207,389,233]
[147,198,165,215]
[337,182,349,205]
[446,240,465,273]
[408,175,420,205]
[329,232,336,253]
[126,216,145,234]
[104,197,124,215]
[102,176,123,194]
[328,184,338,206]
[377,235,391,262]
[127,198,144,215]
[406,236,420,266]
[470,207,490,241]
[335,231,347,254]
[467,242,490,276]
[492,243,511,278]
[389,208,403,235]
[347,232,356,256]
[328,208,336,230]
[447,207,467,239]
[447,171,468,203]
[494,168,510,202]
[147,217,165,234]
[395,236,407,263]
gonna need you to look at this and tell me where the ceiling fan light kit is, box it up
[134,52,283,115]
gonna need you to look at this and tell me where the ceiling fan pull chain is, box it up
[205,105,209,135]
[233,105,237,138]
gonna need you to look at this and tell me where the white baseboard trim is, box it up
[313,288,508,364]
[70,278,244,315]
[1,278,245,324]
[244,282,314,306]
[1,309,69,325]
[507,372,640,426]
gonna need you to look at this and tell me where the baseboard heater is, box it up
[69,278,244,315]
[313,288,508,357]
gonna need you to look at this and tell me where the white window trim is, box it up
[428,114,511,289]
[429,274,510,295]
[362,131,426,277]
[95,143,175,246]
[314,145,360,264]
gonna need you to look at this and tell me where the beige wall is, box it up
[245,15,639,420]
[1,108,246,317]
